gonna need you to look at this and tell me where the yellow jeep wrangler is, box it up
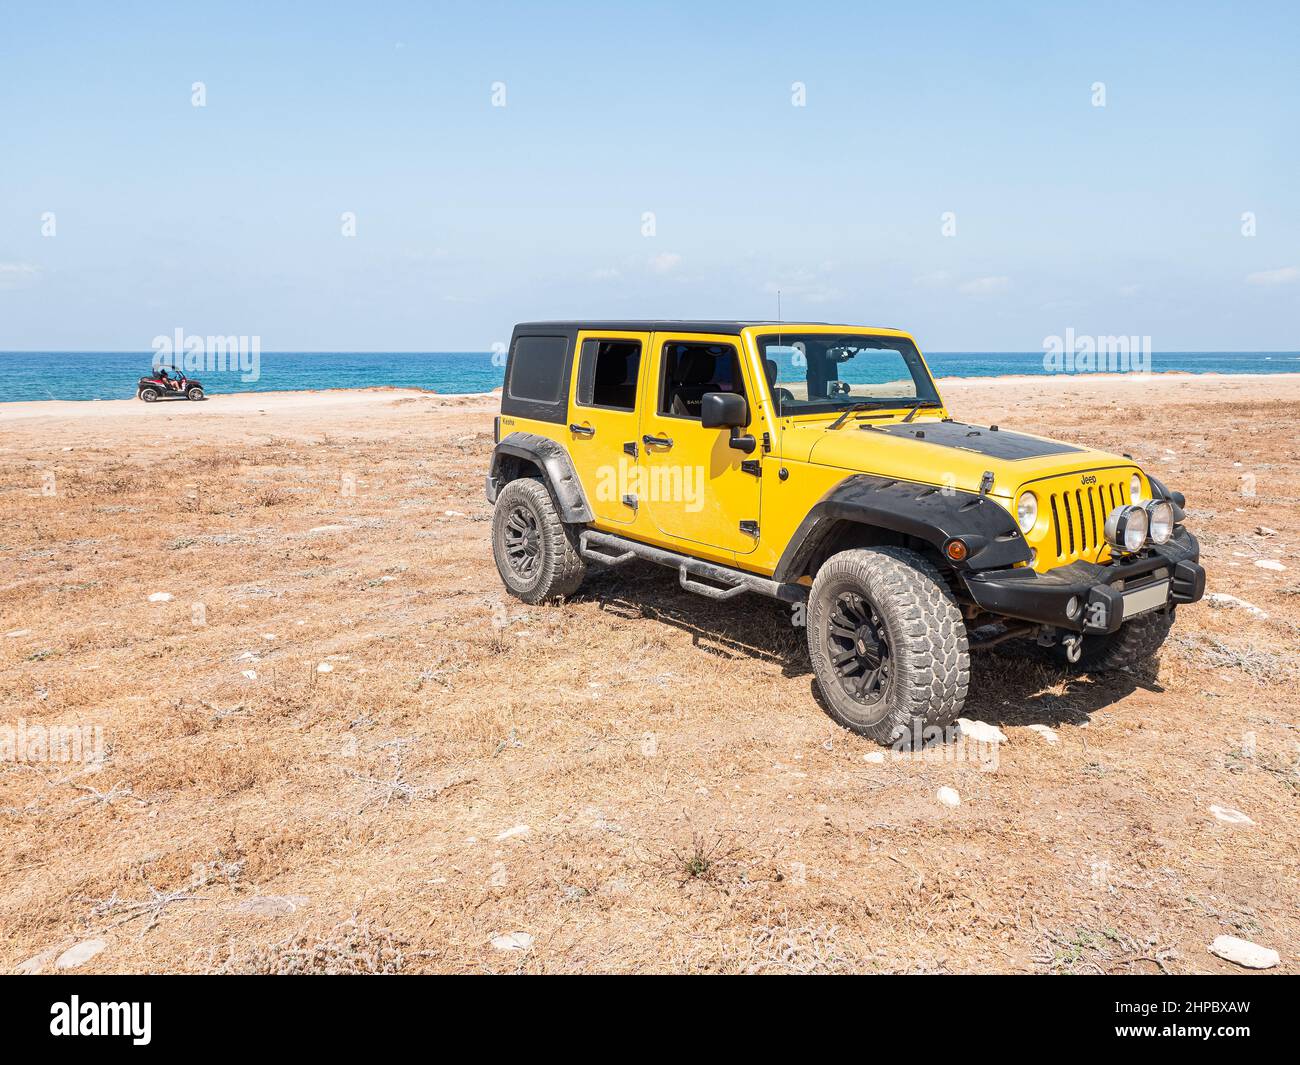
[486,321,1205,743]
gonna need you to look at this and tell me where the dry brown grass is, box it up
[1,383,1297,974]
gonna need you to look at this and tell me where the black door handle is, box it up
[642,433,673,449]
[569,423,595,437]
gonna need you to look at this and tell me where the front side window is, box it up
[658,342,744,419]
[576,339,641,411]
[755,333,940,417]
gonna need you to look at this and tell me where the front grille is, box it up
[1032,469,1135,569]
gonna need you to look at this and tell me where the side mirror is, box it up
[700,392,756,454]
[700,391,747,429]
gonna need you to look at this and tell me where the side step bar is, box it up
[579,530,807,604]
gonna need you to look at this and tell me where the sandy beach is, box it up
[2,373,1297,973]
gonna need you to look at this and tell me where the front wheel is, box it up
[807,547,970,745]
[491,478,586,604]
[186,386,204,401]
[1051,609,1174,673]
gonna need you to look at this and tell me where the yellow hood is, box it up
[785,416,1138,502]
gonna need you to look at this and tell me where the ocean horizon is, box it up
[1,349,1298,403]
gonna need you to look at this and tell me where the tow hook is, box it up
[1062,633,1083,663]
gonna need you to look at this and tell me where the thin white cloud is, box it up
[958,275,1010,296]
[913,270,952,288]
[0,263,42,289]
[763,279,841,305]
[762,266,841,305]
[648,252,681,275]
[589,267,622,281]
[1245,266,1298,286]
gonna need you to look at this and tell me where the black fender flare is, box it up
[485,431,594,524]
[772,474,1032,582]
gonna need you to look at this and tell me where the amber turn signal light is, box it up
[945,539,969,562]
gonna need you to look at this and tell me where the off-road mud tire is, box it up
[491,477,586,604]
[807,547,970,745]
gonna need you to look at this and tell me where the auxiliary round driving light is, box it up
[1104,504,1149,554]
[1144,499,1174,545]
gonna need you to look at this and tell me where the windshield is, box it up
[755,333,940,417]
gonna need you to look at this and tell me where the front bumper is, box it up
[961,527,1204,634]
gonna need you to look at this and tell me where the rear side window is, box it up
[507,335,568,403]
[659,342,744,419]
[576,339,641,411]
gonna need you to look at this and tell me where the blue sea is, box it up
[1,350,1297,403]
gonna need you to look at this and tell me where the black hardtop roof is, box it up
[512,320,901,336]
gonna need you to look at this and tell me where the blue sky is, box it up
[1,0,1297,351]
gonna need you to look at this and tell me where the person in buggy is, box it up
[155,366,182,391]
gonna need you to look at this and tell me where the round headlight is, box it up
[1129,473,1143,503]
[1016,491,1038,534]
[1123,505,1149,552]
[1145,499,1174,544]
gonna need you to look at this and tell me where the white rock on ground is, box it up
[1254,559,1286,571]
[862,751,886,764]
[147,592,173,602]
[241,670,257,680]
[957,718,1008,744]
[56,939,107,969]
[1209,804,1255,825]
[490,932,533,951]
[236,895,308,917]
[937,786,961,808]
[1205,593,1269,619]
[1208,935,1280,970]
[16,949,58,975]
[316,662,333,673]
[1026,724,1059,745]
[495,824,530,841]
[1255,526,1277,537]
[309,524,350,533]
[6,629,31,638]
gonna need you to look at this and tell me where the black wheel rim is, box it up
[827,591,892,706]
[503,504,542,580]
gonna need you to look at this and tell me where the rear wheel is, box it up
[139,388,158,402]
[491,478,586,604]
[1052,609,1174,673]
[807,547,969,745]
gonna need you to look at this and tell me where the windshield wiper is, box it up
[827,400,937,430]
[827,403,873,430]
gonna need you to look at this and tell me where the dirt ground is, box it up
[2,374,1297,974]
